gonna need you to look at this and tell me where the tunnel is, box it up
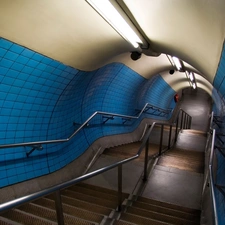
[0,1,225,225]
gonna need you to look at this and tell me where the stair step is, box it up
[126,207,198,225]
[17,203,95,225]
[137,197,200,215]
[0,216,23,225]
[68,185,122,201]
[77,183,129,198]
[120,213,172,225]
[113,220,136,225]
[33,197,104,223]
[45,195,112,216]
[0,209,57,225]
[61,189,118,209]
[132,201,200,222]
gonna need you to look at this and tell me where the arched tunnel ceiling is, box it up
[0,0,224,85]
[120,0,225,82]
[161,71,213,96]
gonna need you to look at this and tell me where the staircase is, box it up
[0,130,204,225]
[115,196,200,225]
[0,183,128,225]
[0,182,201,225]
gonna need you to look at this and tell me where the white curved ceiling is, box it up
[0,0,224,86]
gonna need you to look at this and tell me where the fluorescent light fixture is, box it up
[185,71,189,79]
[172,56,182,71]
[189,72,194,81]
[86,0,143,48]
[167,55,175,67]
[193,83,196,89]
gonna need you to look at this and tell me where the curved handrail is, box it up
[208,129,218,225]
[0,103,171,149]
[0,107,192,216]
[0,122,156,212]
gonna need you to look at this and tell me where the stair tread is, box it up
[61,189,118,209]
[77,183,128,197]
[0,216,23,225]
[33,198,104,223]
[17,203,95,225]
[132,201,200,221]
[137,196,200,215]
[113,220,136,225]
[45,195,112,215]
[127,206,199,225]
[1,209,57,225]
[120,212,173,225]
[68,185,126,201]
[157,149,204,173]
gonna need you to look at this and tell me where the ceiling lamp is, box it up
[167,55,184,72]
[86,0,143,48]
[187,71,197,89]
[172,57,182,71]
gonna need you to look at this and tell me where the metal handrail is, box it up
[0,103,172,150]
[0,107,191,223]
[208,128,218,225]
[0,122,155,212]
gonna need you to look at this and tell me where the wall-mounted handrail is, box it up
[0,107,191,224]
[202,111,218,225]
[0,103,172,150]
[0,122,156,213]
[208,128,218,225]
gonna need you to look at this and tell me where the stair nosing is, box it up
[127,205,200,224]
[14,208,58,225]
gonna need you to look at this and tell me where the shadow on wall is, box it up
[0,37,175,187]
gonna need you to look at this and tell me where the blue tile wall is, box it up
[137,75,175,119]
[214,43,225,99]
[0,37,176,187]
[213,42,225,223]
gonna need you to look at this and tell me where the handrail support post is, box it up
[118,164,123,212]
[143,137,149,182]
[55,190,65,225]
[159,124,164,155]
[168,125,172,149]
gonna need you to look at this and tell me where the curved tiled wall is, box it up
[213,42,225,225]
[0,38,176,187]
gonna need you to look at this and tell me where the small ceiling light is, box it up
[167,55,184,71]
[193,83,196,89]
[189,72,194,81]
[87,0,143,48]
[172,56,182,71]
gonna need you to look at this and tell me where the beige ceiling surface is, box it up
[0,0,136,70]
[0,0,224,85]
[122,0,225,82]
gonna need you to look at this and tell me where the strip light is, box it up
[86,0,143,48]
[172,56,182,71]
[189,72,194,81]
[167,55,184,71]
[187,71,197,89]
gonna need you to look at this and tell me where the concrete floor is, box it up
[85,88,212,210]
